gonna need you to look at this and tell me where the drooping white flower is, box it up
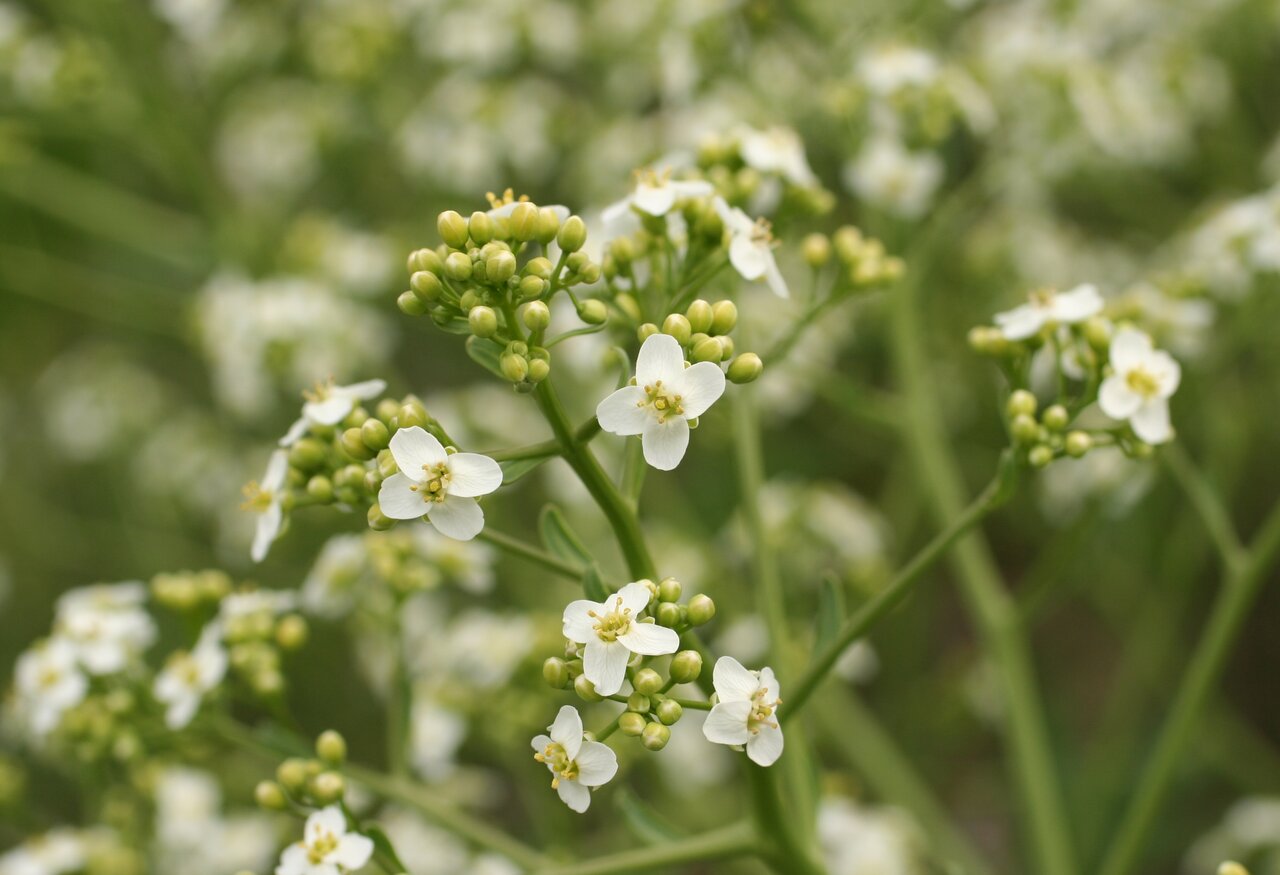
[712,198,790,299]
[377,426,503,541]
[702,656,784,767]
[596,333,726,471]
[154,625,228,730]
[14,638,88,738]
[602,168,714,227]
[53,582,156,675]
[994,283,1104,341]
[561,581,679,696]
[243,450,289,563]
[275,806,374,875]
[1098,328,1181,445]
[280,378,386,446]
[736,125,819,187]
[531,706,618,813]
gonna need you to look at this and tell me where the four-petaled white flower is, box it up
[531,706,618,813]
[1098,328,1181,445]
[596,333,726,471]
[377,426,503,541]
[54,582,156,676]
[602,168,714,226]
[702,656,784,767]
[281,379,386,446]
[736,125,819,188]
[244,450,290,563]
[154,625,228,730]
[14,638,88,738]
[994,283,1103,341]
[276,806,374,875]
[561,581,679,696]
[713,199,790,299]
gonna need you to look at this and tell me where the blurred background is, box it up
[2,0,1280,873]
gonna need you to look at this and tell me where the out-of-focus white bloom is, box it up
[53,582,156,675]
[0,828,87,875]
[531,706,618,813]
[220,588,297,625]
[857,44,940,96]
[435,610,532,689]
[562,582,679,695]
[276,806,374,875]
[1183,796,1280,875]
[994,284,1104,341]
[1115,283,1215,359]
[602,168,713,227]
[713,199,790,298]
[152,767,277,875]
[152,0,227,41]
[154,625,227,729]
[1098,328,1181,444]
[375,808,470,875]
[14,638,87,738]
[1185,186,1280,297]
[656,714,734,795]
[597,333,727,471]
[280,378,386,446]
[377,427,503,540]
[243,450,289,563]
[843,136,943,220]
[1038,445,1155,523]
[409,695,468,782]
[736,125,818,187]
[818,797,922,875]
[702,656,784,767]
[302,535,367,619]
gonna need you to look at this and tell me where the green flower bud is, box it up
[536,207,562,245]
[288,437,327,471]
[468,211,494,245]
[662,313,692,346]
[727,353,763,384]
[527,358,551,383]
[1007,389,1037,418]
[716,336,735,361]
[574,674,603,702]
[524,256,553,280]
[542,657,570,688]
[833,226,864,263]
[627,691,651,713]
[1065,431,1093,458]
[275,614,309,651]
[1011,414,1039,445]
[253,668,285,698]
[686,594,716,626]
[334,464,365,490]
[577,299,607,325]
[397,290,428,316]
[614,292,642,323]
[522,301,551,332]
[276,758,310,793]
[306,475,334,503]
[710,300,738,335]
[343,407,368,429]
[641,722,671,751]
[398,402,429,430]
[487,250,518,285]
[408,248,443,275]
[968,326,1009,356]
[1029,445,1055,468]
[341,427,375,460]
[638,323,659,343]
[445,252,473,281]
[619,712,647,736]
[669,650,703,683]
[507,202,539,242]
[368,503,396,531]
[579,261,602,284]
[500,353,529,383]
[1042,404,1069,431]
[686,299,714,334]
[691,337,722,363]
[803,233,832,268]
[310,771,345,805]
[254,780,287,811]
[1084,316,1112,350]
[633,668,664,695]
[438,210,470,249]
[658,577,682,603]
[519,275,546,300]
[610,236,638,265]
[364,469,383,493]
[361,418,390,451]
[557,215,587,252]
[656,602,681,627]
[315,730,347,765]
[410,270,443,303]
[469,305,499,338]
[655,699,683,725]
[375,398,399,424]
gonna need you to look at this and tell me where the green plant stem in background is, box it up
[1097,493,1280,875]
[1162,444,1245,573]
[486,417,602,462]
[532,820,757,875]
[746,765,827,875]
[479,528,584,580]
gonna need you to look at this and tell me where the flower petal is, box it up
[764,255,790,299]
[425,495,485,541]
[1110,328,1153,373]
[702,700,752,746]
[1131,400,1173,445]
[728,236,768,281]
[641,416,690,471]
[531,733,552,753]
[556,779,591,813]
[574,740,619,786]
[634,182,677,216]
[378,473,426,521]
[746,723,785,766]
[757,666,782,702]
[333,833,375,870]
[549,705,584,761]
[279,417,310,447]
[562,600,601,643]
[306,807,348,846]
[262,449,290,491]
[303,395,354,426]
[1051,284,1103,323]
[1098,375,1142,420]
[671,179,715,201]
[389,426,447,478]
[446,452,503,497]
[252,502,283,563]
[671,361,726,420]
[596,386,650,436]
[713,656,760,702]
[277,843,309,875]
[583,640,629,696]
[614,581,652,614]
[994,304,1045,341]
[618,622,679,656]
[1147,351,1181,397]
[342,378,387,400]
[635,333,686,386]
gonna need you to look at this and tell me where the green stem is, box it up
[532,820,757,875]
[478,529,584,580]
[1162,444,1245,573]
[747,766,826,875]
[486,418,601,462]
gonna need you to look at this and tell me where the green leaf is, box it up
[465,335,507,379]
[437,315,474,335]
[814,571,846,652]
[499,454,552,485]
[538,504,594,568]
[615,787,686,846]
[581,563,610,601]
[363,825,409,874]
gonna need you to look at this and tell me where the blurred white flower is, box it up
[409,695,467,782]
[857,45,940,96]
[531,706,618,813]
[377,427,503,540]
[736,125,818,187]
[818,797,922,875]
[154,625,227,729]
[302,534,367,619]
[54,582,156,675]
[703,656,784,766]
[277,806,373,875]
[995,283,1104,341]
[714,199,790,298]
[602,169,713,227]
[843,136,943,220]
[243,450,289,563]
[0,828,86,875]
[562,582,679,696]
[1098,328,1181,444]
[280,378,387,446]
[152,767,277,875]
[13,638,87,739]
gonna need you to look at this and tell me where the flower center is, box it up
[410,462,451,504]
[486,188,527,209]
[587,595,633,643]
[38,667,63,689]
[1029,288,1057,309]
[239,482,273,513]
[747,686,781,735]
[749,217,774,246]
[307,831,339,865]
[534,741,578,789]
[639,380,684,424]
[1126,367,1160,398]
[302,379,334,403]
[636,167,673,189]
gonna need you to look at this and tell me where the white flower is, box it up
[857,44,940,96]
[531,706,618,813]
[843,137,943,220]
[596,334,726,471]
[561,581,679,696]
[485,191,569,224]
[243,450,289,563]
[0,828,86,875]
[736,125,819,187]
[1098,328,1181,445]
[818,797,921,875]
[410,696,468,782]
[377,427,503,540]
[602,168,714,227]
[154,626,227,730]
[702,656,784,767]
[712,198,790,299]
[994,283,1104,341]
[54,582,156,675]
[14,638,87,738]
[280,379,386,446]
[276,806,374,875]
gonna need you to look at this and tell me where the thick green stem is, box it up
[747,766,826,875]
[532,820,757,875]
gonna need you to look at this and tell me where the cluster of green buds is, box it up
[255,729,350,811]
[223,597,310,699]
[804,225,904,288]
[638,298,763,384]
[1004,389,1110,469]
[54,687,144,766]
[150,569,232,613]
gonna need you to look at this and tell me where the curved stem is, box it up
[479,528,584,580]
[532,820,757,875]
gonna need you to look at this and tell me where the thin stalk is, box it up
[1162,444,1245,573]
[532,820,757,875]
[478,529,584,580]
[486,418,601,462]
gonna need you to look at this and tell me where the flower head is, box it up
[702,656,784,766]
[243,450,290,563]
[1098,328,1181,444]
[280,378,386,446]
[736,125,819,188]
[14,638,88,739]
[377,426,502,540]
[602,168,714,227]
[154,625,228,730]
[596,334,726,471]
[531,706,618,813]
[994,283,1103,341]
[53,582,156,675]
[713,199,789,298]
[562,581,679,696]
[276,806,373,875]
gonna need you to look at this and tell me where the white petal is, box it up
[757,666,782,702]
[618,622,679,656]
[574,741,619,786]
[601,197,635,231]
[549,705,584,760]
[378,473,426,520]
[671,179,714,200]
[562,600,601,643]
[1051,284,1103,323]
[306,807,348,845]
[333,833,374,870]
[635,333,686,386]
[341,378,387,400]
[712,199,754,234]
[556,779,591,813]
[389,426,447,478]
[1110,328,1153,373]
[596,386,651,436]
[165,693,200,730]
[713,656,760,702]
[671,362,726,420]
[634,183,677,216]
[994,304,1045,341]
[303,395,354,426]
[1098,375,1142,420]
[1147,351,1181,397]
[425,495,485,541]
[446,452,503,497]
[277,844,309,875]
[279,417,310,447]
[641,417,690,471]
[702,700,752,745]
[262,450,290,491]
[728,236,768,281]
[1131,400,1173,444]
[583,640,629,696]
[764,256,790,299]
[614,581,652,614]
[746,723,785,766]
[252,502,283,563]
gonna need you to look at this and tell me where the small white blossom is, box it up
[736,125,819,187]
[276,806,374,875]
[818,797,921,875]
[597,334,726,471]
[0,828,86,875]
[561,581,679,696]
[1098,328,1181,445]
[602,168,713,227]
[531,706,618,813]
[702,656,784,767]
[53,582,156,675]
[280,378,386,446]
[244,450,289,562]
[713,198,790,299]
[994,283,1104,341]
[14,638,87,739]
[377,427,503,540]
[843,136,943,220]
[154,625,227,730]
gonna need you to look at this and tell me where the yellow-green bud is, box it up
[524,256,553,281]
[410,270,443,302]
[610,236,637,264]
[367,503,395,531]
[275,614,308,651]
[557,215,587,252]
[487,250,517,285]
[670,650,703,683]
[656,602,681,627]
[687,594,715,626]
[1042,404,1069,431]
[638,323,659,342]
[361,418,390,451]
[802,233,832,268]
[1007,389,1037,418]
[306,475,334,502]
[1029,445,1055,468]
[542,657,570,688]
[833,225,864,263]
[310,771,345,804]
[574,674,603,702]
[398,402,429,430]
[717,336,735,360]
[519,275,545,300]
[508,202,539,241]
[727,353,763,384]
[527,358,551,382]
[627,691,651,713]
[469,305,499,338]
[619,712,647,736]
[641,722,670,751]
[444,251,473,281]
[691,337,722,363]
[633,668,663,695]
[254,780,287,810]
[662,313,692,346]
[522,301,551,332]
[276,758,310,793]
[397,290,428,316]
[408,248,443,275]
[1065,431,1092,458]
[315,730,347,765]
[577,299,607,325]
[500,353,529,383]
[614,292,642,323]
[710,300,738,335]
[341,427,375,460]
[686,299,714,334]
[536,207,562,245]
[1218,863,1250,875]
[1084,316,1112,350]
[658,577,682,602]
[288,437,327,471]
[438,210,469,248]
[468,211,494,245]
[1011,414,1040,445]
[655,699,683,725]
